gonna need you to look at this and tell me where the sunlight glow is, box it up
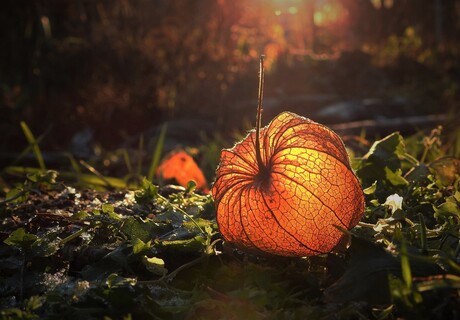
[314,2,342,26]
[371,0,394,9]
[287,6,298,15]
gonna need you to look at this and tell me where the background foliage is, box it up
[1,0,460,151]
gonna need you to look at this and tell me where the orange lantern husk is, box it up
[212,112,364,257]
[157,150,209,192]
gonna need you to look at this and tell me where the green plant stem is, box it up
[157,194,205,234]
[140,254,208,285]
[137,135,144,178]
[121,149,133,174]
[418,213,428,254]
[64,152,82,174]
[399,232,413,288]
[59,227,87,246]
[79,160,115,190]
[0,190,28,205]
[403,153,419,165]
[147,124,167,181]
[357,222,375,228]
[1,126,51,176]
[20,121,46,171]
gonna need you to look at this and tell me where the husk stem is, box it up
[255,55,265,170]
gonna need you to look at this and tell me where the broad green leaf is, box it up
[102,203,122,220]
[4,228,38,250]
[132,238,152,254]
[357,132,406,186]
[324,237,396,304]
[154,209,188,227]
[385,167,409,186]
[363,132,406,170]
[4,187,28,204]
[135,178,159,204]
[143,256,167,276]
[121,216,168,242]
[363,181,377,195]
[155,235,207,254]
[73,211,90,219]
[106,273,137,288]
[182,218,217,234]
[433,197,460,219]
[81,245,132,281]
[102,203,115,214]
[27,170,58,184]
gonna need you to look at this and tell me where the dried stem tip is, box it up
[255,55,265,170]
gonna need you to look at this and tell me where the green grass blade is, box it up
[418,213,427,254]
[416,274,460,292]
[20,121,46,171]
[121,149,133,174]
[79,160,117,190]
[4,166,134,189]
[136,134,144,179]
[2,126,51,173]
[64,152,82,174]
[147,124,167,181]
[399,232,413,288]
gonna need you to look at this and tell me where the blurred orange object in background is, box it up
[156,150,209,192]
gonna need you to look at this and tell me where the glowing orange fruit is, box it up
[157,150,209,192]
[211,56,364,257]
[212,112,364,256]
